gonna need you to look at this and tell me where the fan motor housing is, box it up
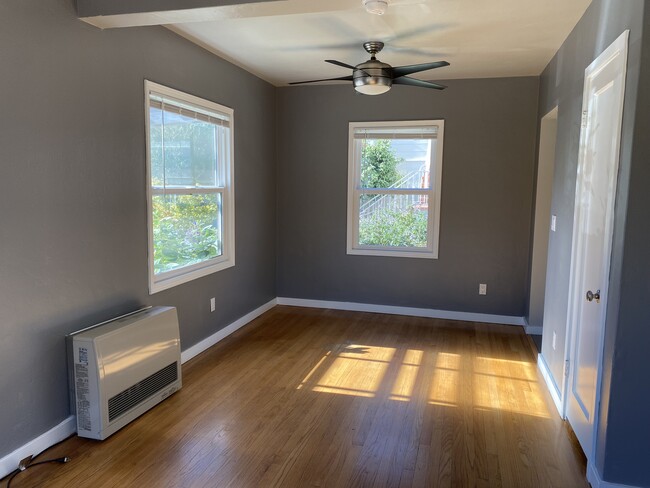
[353,59,393,91]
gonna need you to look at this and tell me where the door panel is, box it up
[565,31,628,459]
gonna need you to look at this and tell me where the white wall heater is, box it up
[67,306,182,440]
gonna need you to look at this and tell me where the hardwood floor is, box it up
[3,306,588,487]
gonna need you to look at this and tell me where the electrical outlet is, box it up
[551,215,557,232]
[210,297,216,312]
[479,283,487,295]
[552,331,557,350]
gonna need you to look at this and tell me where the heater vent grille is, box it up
[108,362,178,422]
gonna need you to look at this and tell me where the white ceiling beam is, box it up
[77,0,279,18]
[77,0,355,29]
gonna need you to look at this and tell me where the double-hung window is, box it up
[145,81,235,293]
[347,120,444,258]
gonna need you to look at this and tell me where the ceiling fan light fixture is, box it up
[362,0,388,15]
[354,77,392,95]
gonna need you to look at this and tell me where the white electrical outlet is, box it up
[552,331,557,350]
[479,283,487,295]
[210,297,216,312]
[551,215,557,232]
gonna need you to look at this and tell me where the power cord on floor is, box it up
[5,457,70,488]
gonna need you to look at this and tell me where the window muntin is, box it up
[347,121,444,259]
[145,81,235,293]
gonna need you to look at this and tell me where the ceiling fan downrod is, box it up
[363,41,385,59]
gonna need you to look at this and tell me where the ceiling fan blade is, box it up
[393,76,447,90]
[392,61,450,78]
[325,59,357,70]
[289,75,354,85]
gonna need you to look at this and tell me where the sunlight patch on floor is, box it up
[428,352,460,406]
[311,344,395,398]
[390,349,423,402]
[297,344,550,418]
[472,356,550,418]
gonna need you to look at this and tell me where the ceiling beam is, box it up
[77,0,280,18]
[77,0,355,29]
[77,0,285,28]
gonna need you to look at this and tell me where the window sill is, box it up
[149,257,235,294]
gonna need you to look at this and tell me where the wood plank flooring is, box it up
[2,306,588,488]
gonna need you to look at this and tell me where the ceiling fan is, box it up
[289,41,449,95]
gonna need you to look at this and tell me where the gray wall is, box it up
[276,78,539,317]
[537,0,648,485]
[0,0,276,458]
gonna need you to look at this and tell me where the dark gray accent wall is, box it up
[537,0,648,485]
[276,78,539,317]
[0,0,276,458]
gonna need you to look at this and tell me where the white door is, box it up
[565,31,628,459]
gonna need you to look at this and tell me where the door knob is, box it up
[586,289,601,303]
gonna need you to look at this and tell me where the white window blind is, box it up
[353,126,438,140]
[149,94,230,127]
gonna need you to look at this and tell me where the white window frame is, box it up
[347,120,444,259]
[144,80,235,294]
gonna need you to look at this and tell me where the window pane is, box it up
[152,193,222,274]
[359,139,433,189]
[150,106,222,188]
[359,194,429,248]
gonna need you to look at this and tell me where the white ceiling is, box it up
[161,0,592,86]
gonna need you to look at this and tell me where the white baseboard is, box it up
[587,461,640,488]
[521,316,543,335]
[0,416,76,480]
[276,297,526,327]
[537,353,563,417]
[181,298,277,364]
[525,326,543,335]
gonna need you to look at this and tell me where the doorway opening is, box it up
[528,107,558,337]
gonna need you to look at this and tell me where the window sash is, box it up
[145,80,235,293]
[347,120,444,258]
[354,136,435,191]
[351,190,435,254]
[154,250,228,282]
[149,109,229,190]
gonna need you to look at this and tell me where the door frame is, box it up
[562,30,629,459]
[528,106,558,333]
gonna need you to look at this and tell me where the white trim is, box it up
[180,298,277,364]
[276,297,525,326]
[144,80,236,295]
[587,461,640,488]
[521,316,543,335]
[537,353,563,417]
[346,120,444,259]
[0,416,76,480]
